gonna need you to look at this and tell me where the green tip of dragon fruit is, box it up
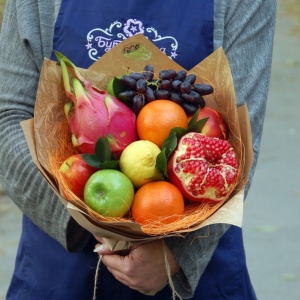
[54,51,137,157]
[64,102,73,118]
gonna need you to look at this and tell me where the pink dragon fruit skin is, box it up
[55,51,137,157]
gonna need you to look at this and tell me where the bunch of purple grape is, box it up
[118,64,214,115]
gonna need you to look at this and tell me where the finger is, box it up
[108,268,130,286]
[107,267,144,291]
[93,243,114,255]
[103,255,144,289]
[101,253,127,272]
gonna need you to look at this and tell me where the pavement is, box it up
[0,194,21,299]
[0,1,300,299]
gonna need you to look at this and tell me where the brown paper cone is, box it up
[22,34,253,245]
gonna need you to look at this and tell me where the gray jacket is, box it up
[0,0,276,298]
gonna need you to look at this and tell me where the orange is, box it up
[131,181,185,225]
[136,100,188,149]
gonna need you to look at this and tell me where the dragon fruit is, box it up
[54,51,137,157]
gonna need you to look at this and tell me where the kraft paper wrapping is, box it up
[21,34,253,251]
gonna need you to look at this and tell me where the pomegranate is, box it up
[167,132,238,203]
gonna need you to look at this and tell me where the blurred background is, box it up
[0,0,299,299]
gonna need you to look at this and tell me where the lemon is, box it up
[119,140,164,188]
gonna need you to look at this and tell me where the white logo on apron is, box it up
[86,19,179,61]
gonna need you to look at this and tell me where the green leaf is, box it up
[81,155,119,170]
[99,160,120,170]
[188,117,209,133]
[95,137,111,162]
[187,108,209,133]
[188,108,200,127]
[116,92,134,106]
[160,127,186,161]
[155,127,186,178]
[169,126,187,140]
[155,149,168,178]
[81,154,101,168]
[81,137,119,170]
[106,76,127,96]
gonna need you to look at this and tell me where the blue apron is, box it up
[7,1,257,299]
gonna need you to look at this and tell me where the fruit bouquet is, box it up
[22,34,253,251]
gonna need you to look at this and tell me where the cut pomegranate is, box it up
[167,132,238,203]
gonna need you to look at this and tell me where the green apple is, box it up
[59,154,97,199]
[83,169,134,217]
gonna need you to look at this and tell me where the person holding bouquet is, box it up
[0,0,276,299]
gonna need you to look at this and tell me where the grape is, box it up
[136,79,147,93]
[181,91,201,103]
[174,70,187,81]
[159,69,177,80]
[181,102,199,115]
[155,89,170,99]
[129,72,145,81]
[180,82,192,93]
[159,80,171,90]
[183,74,196,85]
[171,80,182,92]
[115,64,211,115]
[132,94,145,114]
[144,87,155,102]
[118,90,136,103]
[197,97,205,108]
[169,92,184,105]
[193,83,214,95]
[121,75,136,89]
[143,64,154,81]
[182,91,206,108]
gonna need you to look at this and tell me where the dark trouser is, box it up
[6,215,256,300]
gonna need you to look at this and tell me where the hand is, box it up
[93,237,180,293]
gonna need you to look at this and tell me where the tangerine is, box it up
[131,181,185,225]
[136,100,188,149]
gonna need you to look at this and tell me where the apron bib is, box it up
[50,0,214,70]
[7,1,257,299]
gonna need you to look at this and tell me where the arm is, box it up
[0,0,91,251]
[165,0,277,297]
[215,0,277,196]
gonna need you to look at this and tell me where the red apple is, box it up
[197,107,228,139]
[59,154,98,199]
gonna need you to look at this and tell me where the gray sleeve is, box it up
[166,0,277,298]
[214,0,277,196]
[0,0,91,251]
